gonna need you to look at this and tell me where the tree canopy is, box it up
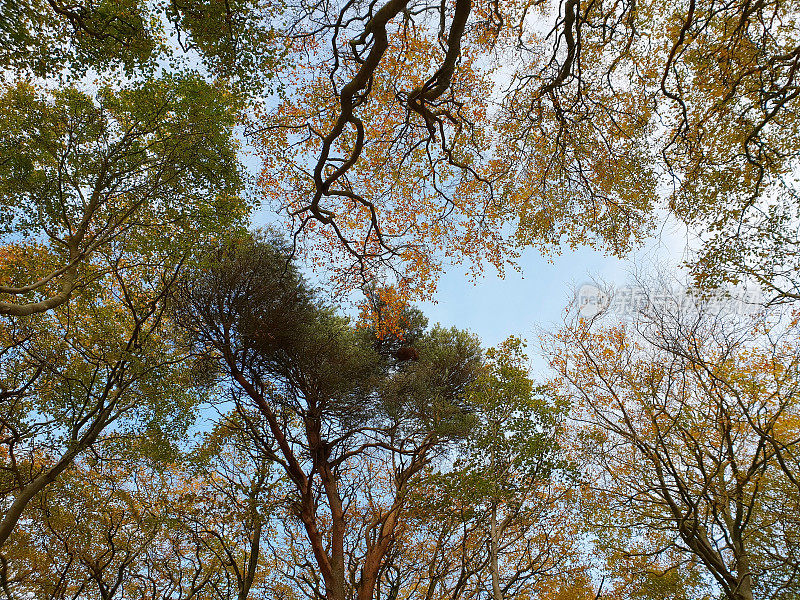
[2,0,800,599]
[254,0,800,305]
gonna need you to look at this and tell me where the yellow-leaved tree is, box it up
[547,288,800,600]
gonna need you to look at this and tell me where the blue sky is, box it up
[414,218,691,374]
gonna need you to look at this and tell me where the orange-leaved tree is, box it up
[253,0,800,303]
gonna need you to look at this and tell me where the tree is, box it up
[377,338,587,600]
[0,0,283,90]
[0,0,276,565]
[0,0,266,555]
[0,75,246,317]
[1,450,177,600]
[0,0,291,321]
[0,410,289,600]
[548,291,800,600]
[0,250,204,550]
[252,0,800,305]
[176,233,484,600]
[0,0,157,77]
[175,411,283,600]
[462,338,570,600]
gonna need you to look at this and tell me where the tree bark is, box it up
[489,501,502,600]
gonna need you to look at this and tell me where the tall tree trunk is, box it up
[238,514,262,600]
[732,552,754,600]
[489,500,502,600]
[489,434,502,600]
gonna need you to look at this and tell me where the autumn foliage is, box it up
[3,0,800,599]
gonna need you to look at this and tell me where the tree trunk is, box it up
[490,501,502,600]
